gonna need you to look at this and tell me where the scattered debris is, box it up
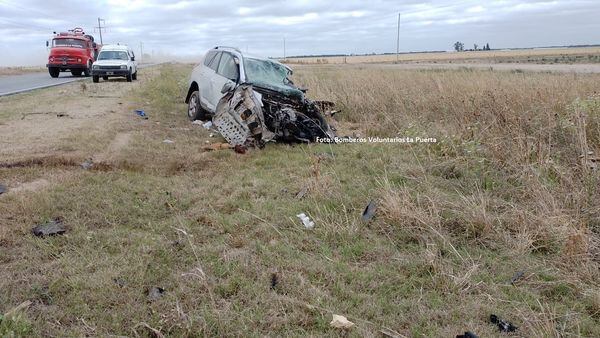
[330,314,354,329]
[56,113,69,118]
[32,218,66,237]
[234,144,247,154]
[510,271,525,285]
[295,186,309,199]
[135,109,148,119]
[490,314,517,332]
[0,183,7,195]
[81,158,94,170]
[113,277,126,288]
[202,143,232,151]
[147,287,165,301]
[191,120,203,126]
[456,331,479,338]
[361,200,377,222]
[270,272,279,290]
[202,121,213,129]
[296,213,314,229]
[162,139,175,144]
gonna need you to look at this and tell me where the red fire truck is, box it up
[46,28,101,78]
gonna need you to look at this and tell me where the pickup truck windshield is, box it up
[52,38,86,48]
[97,51,129,61]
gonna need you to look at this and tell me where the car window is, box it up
[217,52,239,81]
[97,51,129,60]
[203,51,217,67]
[208,52,221,71]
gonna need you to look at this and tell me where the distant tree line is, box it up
[454,41,491,52]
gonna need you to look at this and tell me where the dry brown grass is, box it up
[1,63,599,336]
[285,46,600,65]
[0,66,45,77]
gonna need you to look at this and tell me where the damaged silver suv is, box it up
[185,46,334,146]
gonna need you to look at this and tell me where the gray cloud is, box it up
[1,0,599,66]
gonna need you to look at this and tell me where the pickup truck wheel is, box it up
[49,67,59,78]
[83,62,91,76]
[132,71,137,80]
[126,70,132,82]
[92,75,99,83]
[187,91,207,121]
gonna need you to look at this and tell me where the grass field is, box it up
[285,46,600,65]
[1,63,599,336]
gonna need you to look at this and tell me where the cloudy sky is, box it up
[1,0,600,66]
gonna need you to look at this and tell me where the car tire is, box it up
[126,70,132,82]
[71,70,82,77]
[102,76,109,80]
[83,61,91,76]
[49,67,59,78]
[92,75,99,83]
[187,90,207,121]
[132,71,137,80]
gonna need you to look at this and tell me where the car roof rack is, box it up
[214,46,241,53]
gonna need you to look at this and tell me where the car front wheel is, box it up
[187,90,207,121]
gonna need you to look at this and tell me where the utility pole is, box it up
[96,18,105,44]
[396,13,400,63]
[139,42,143,63]
[283,37,286,61]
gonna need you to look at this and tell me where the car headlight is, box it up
[120,65,127,70]
[92,64,99,69]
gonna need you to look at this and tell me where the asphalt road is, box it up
[0,63,161,97]
[0,72,86,97]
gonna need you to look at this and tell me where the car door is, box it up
[199,51,221,111]
[209,52,239,108]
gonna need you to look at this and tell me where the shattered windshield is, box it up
[244,58,290,86]
[97,51,129,61]
[52,38,86,48]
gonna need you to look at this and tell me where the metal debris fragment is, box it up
[32,218,66,237]
[148,287,165,301]
[361,200,377,222]
[296,213,314,229]
[490,314,517,332]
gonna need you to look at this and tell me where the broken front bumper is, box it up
[212,84,335,148]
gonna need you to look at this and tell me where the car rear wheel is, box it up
[49,67,59,78]
[92,75,99,83]
[132,71,137,80]
[126,70,132,82]
[187,91,207,121]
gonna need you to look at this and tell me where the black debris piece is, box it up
[361,200,377,222]
[148,287,165,301]
[456,332,479,338]
[510,271,525,285]
[490,314,517,332]
[270,272,279,290]
[0,184,7,195]
[32,218,66,237]
[113,277,126,288]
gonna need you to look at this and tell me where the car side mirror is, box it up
[131,57,135,61]
[221,81,235,94]
[46,40,49,47]
[92,42,97,48]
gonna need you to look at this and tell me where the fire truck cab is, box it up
[46,28,101,78]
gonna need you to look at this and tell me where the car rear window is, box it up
[203,51,217,67]
[208,52,221,71]
[217,52,239,81]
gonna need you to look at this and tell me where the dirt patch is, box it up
[95,132,133,163]
[10,178,50,193]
